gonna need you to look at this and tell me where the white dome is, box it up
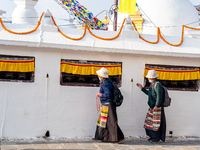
[137,0,199,36]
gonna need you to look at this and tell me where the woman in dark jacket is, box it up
[136,70,166,143]
[93,67,124,143]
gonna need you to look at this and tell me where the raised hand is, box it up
[136,83,143,89]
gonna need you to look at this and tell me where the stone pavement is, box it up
[1,137,200,150]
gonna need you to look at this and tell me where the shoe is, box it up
[114,139,124,144]
[150,140,161,144]
[92,138,97,140]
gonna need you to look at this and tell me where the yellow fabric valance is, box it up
[118,0,136,15]
[61,60,122,76]
[143,66,200,81]
[0,57,35,72]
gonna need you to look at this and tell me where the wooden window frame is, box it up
[0,55,35,83]
[144,64,199,91]
[60,59,122,87]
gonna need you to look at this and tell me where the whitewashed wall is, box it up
[0,45,200,139]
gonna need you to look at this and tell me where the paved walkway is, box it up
[1,137,200,150]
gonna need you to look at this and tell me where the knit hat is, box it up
[96,67,109,78]
[146,70,158,78]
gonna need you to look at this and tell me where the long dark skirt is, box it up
[94,102,124,142]
[145,107,166,142]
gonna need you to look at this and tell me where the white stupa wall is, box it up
[112,0,199,36]
[0,44,200,138]
[138,0,199,36]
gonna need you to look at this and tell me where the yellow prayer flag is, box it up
[118,0,136,15]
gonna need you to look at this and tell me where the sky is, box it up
[0,0,199,24]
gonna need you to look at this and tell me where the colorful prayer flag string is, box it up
[54,0,108,30]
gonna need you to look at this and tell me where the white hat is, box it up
[96,67,109,78]
[146,70,158,78]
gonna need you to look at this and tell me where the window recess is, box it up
[60,59,122,87]
[143,64,200,91]
[0,55,35,82]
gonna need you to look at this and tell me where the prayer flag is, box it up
[118,0,136,15]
